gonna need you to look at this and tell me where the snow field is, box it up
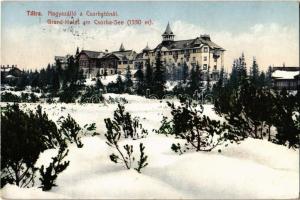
[1,94,299,199]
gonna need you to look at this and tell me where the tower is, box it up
[119,43,125,51]
[142,43,150,52]
[162,22,175,42]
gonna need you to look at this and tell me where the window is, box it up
[204,56,207,61]
[196,49,201,53]
[214,65,217,70]
[169,51,172,55]
[118,61,122,65]
[129,61,133,64]
[204,47,209,52]
[181,50,184,54]
[111,70,114,74]
[123,61,128,64]
[164,52,167,55]
[101,69,104,74]
[193,49,197,53]
[203,64,207,70]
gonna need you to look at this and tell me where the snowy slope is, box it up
[1,94,299,199]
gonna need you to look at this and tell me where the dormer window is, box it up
[204,47,209,53]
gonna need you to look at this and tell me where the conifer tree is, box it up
[206,67,211,92]
[52,70,60,93]
[250,57,259,85]
[95,78,104,90]
[125,65,133,92]
[188,64,202,95]
[135,63,145,95]
[116,74,124,93]
[153,51,166,98]
[182,62,189,83]
[265,66,273,87]
[78,69,86,86]
[39,146,70,191]
[145,59,153,92]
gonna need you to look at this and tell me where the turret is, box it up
[162,22,175,42]
[119,43,125,51]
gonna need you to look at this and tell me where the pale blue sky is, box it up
[2,1,299,33]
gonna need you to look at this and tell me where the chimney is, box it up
[200,34,211,41]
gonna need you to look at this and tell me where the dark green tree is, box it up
[182,62,189,83]
[153,51,166,98]
[125,65,133,93]
[145,59,153,92]
[135,63,145,95]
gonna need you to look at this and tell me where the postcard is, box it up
[1,1,299,199]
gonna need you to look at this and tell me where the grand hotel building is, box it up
[58,23,225,80]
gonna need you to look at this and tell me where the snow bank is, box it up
[1,94,299,199]
[2,185,70,199]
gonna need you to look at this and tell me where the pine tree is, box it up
[145,59,153,92]
[95,78,104,90]
[265,66,273,87]
[39,146,70,191]
[153,51,166,98]
[134,143,148,173]
[250,57,259,85]
[135,63,144,95]
[239,53,247,80]
[258,71,266,87]
[188,64,202,95]
[78,69,86,86]
[56,59,64,84]
[182,62,189,83]
[58,114,83,148]
[206,66,211,92]
[116,74,124,93]
[125,65,133,92]
[217,67,225,87]
[52,70,60,93]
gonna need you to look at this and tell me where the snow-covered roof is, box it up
[5,75,15,78]
[272,70,299,80]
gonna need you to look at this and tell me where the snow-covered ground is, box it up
[1,94,299,199]
[85,75,126,86]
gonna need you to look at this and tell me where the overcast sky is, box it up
[1,1,299,71]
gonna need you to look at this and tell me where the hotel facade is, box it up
[70,23,225,80]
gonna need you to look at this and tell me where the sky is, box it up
[1,1,299,71]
